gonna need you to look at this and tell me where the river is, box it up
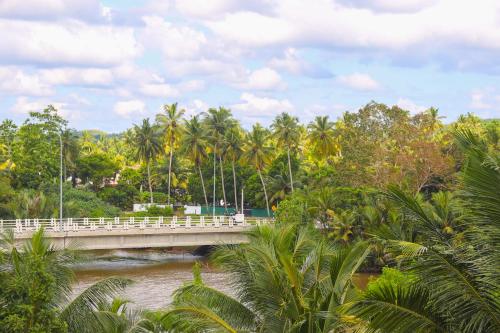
[72,249,377,310]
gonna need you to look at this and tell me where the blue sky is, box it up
[0,0,499,132]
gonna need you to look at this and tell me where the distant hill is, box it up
[76,129,123,139]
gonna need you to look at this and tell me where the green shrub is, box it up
[63,187,121,218]
[138,191,168,204]
[366,267,415,293]
[275,195,310,224]
[98,184,138,210]
[122,205,173,218]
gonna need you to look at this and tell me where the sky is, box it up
[0,0,499,132]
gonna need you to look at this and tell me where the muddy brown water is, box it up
[72,249,377,310]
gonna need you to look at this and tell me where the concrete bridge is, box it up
[0,216,272,250]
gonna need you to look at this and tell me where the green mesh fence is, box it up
[199,206,273,217]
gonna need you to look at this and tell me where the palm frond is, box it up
[60,277,133,333]
[344,283,449,333]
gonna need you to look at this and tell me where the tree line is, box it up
[0,102,498,220]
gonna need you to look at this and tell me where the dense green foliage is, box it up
[2,103,498,220]
[0,102,499,332]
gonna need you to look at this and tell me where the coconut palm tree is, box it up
[242,123,272,216]
[307,116,338,160]
[181,115,209,207]
[162,223,371,332]
[156,103,185,206]
[0,229,131,333]
[223,126,244,212]
[61,129,80,185]
[80,130,96,155]
[271,112,300,192]
[308,187,337,229]
[133,119,163,204]
[268,166,300,206]
[203,107,234,212]
[345,129,500,333]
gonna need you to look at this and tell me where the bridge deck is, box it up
[0,216,272,250]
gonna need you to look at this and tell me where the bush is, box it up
[366,267,415,293]
[98,184,138,210]
[275,195,310,225]
[122,205,173,218]
[63,187,121,218]
[138,191,168,204]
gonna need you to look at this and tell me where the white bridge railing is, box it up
[0,216,272,234]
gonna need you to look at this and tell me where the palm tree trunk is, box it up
[232,160,238,212]
[147,162,153,204]
[219,155,228,211]
[258,169,270,216]
[287,147,294,192]
[198,164,208,207]
[167,144,173,205]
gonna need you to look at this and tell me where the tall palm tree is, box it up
[80,130,95,155]
[156,103,185,205]
[223,126,244,212]
[181,116,209,207]
[61,129,80,185]
[307,116,338,160]
[271,112,300,192]
[242,124,272,216]
[203,107,234,212]
[133,119,163,204]
[162,223,371,332]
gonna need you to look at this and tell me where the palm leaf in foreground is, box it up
[344,283,448,333]
[61,277,133,333]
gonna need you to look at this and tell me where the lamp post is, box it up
[57,131,63,230]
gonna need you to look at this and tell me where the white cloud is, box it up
[469,91,492,110]
[113,99,146,118]
[175,0,236,18]
[0,67,52,96]
[396,98,427,114]
[235,67,286,90]
[269,48,304,74]
[182,99,209,117]
[469,89,500,116]
[205,0,500,59]
[0,19,140,66]
[337,73,380,91]
[207,11,292,47]
[140,83,180,98]
[231,93,294,120]
[304,103,347,121]
[139,79,205,98]
[39,68,114,86]
[0,0,106,21]
[10,97,46,115]
[141,16,207,60]
[175,0,274,18]
[339,0,438,13]
[9,96,84,121]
